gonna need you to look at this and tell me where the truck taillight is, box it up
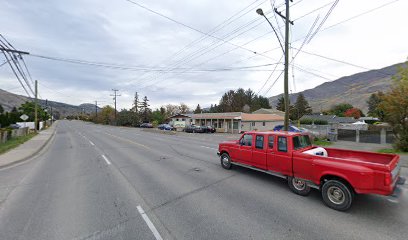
[384,173,392,186]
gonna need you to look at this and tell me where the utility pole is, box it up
[110,89,120,125]
[275,0,292,131]
[34,80,38,133]
[257,1,292,131]
[95,101,98,118]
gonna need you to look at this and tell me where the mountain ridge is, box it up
[269,62,404,113]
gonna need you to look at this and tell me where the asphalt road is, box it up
[0,120,407,240]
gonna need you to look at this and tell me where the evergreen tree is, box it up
[139,96,151,122]
[132,92,139,113]
[292,93,312,120]
[194,104,202,114]
[367,91,385,120]
[0,104,4,114]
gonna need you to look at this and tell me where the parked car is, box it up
[140,123,153,128]
[184,125,205,133]
[9,124,21,129]
[218,131,405,211]
[203,126,216,133]
[273,125,302,132]
[158,124,174,131]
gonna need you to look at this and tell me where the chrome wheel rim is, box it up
[292,178,306,191]
[327,186,345,205]
[222,156,230,166]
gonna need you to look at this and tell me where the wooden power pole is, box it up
[34,80,38,132]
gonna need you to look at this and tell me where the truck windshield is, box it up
[293,135,312,150]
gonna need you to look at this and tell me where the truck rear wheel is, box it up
[322,180,353,211]
[220,153,232,170]
[288,177,311,196]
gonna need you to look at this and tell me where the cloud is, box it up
[1,0,407,111]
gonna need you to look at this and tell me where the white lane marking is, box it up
[89,140,95,146]
[200,146,218,151]
[102,154,111,165]
[137,205,163,240]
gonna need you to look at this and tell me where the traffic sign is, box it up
[20,114,29,121]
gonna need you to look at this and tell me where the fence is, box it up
[337,128,394,144]
[0,127,30,144]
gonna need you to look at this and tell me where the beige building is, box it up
[191,112,284,133]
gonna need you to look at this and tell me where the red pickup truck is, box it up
[217,131,405,211]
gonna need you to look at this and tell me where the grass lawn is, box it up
[313,139,333,146]
[377,148,408,154]
[0,133,37,155]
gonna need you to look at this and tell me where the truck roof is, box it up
[244,131,305,136]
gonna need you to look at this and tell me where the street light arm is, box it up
[262,15,285,54]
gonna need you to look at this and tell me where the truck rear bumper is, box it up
[388,176,406,199]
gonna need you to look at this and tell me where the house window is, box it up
[182,118,185,121]
[262,122,265,126]
[252,122,255,126]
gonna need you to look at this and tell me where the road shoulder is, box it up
[0,121,58,169]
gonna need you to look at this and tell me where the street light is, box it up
[257,6,290,131]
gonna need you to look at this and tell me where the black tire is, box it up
[288,176,311,196]
[220,153,232,170]
[321,180,354,211]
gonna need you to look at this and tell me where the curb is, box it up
[0,121,58,170]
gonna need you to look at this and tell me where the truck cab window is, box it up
[268,136,274,149]
[278,136,287,152]
[255,135,264,149]
[242,134,252,146]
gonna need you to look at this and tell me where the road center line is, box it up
[200,146,218,151]
[101,154,111,165]
[136,205,163,240]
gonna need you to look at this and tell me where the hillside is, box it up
[269,62,404,113]
[0,89,99,117]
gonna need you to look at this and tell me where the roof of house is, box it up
[168,114,191,119]
[191,112,284,121]
[241,113,284,122]
[252,108,285,116]
[300,114,357,123]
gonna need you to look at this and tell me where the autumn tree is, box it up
[344,108,364,119]
[379,62,408,151]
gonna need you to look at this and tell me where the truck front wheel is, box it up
[322,180,353,211]
[288,177,311,196]
[220,153,232,170]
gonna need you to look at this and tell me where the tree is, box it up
[179,103,190,114]
[139,96,151,122]
[98,105,115,125]
[276,96,285,111]
[117,109,135,126]
[379,62,408,151]
[328,103,353,117]
[194,104,202,114]
[217,88,271,113]
[0,104,4,114]
[292,93,312,120]
[345,108,364,119]
[132,92,139,113]
[151,109,165,124]
[367,91,385,120]
[18,101,49,121]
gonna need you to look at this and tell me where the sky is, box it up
[1,0,407,110]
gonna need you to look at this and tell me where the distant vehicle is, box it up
[203,126,216,133]
[9,124,21,129]
[140,123,153,128]
[158,124,174,131]
[184,125,205,133]
[218,131,405,211]
[273,125,302,132]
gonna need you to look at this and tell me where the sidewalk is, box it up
[0,121,57,169]
[330,140,408,168]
